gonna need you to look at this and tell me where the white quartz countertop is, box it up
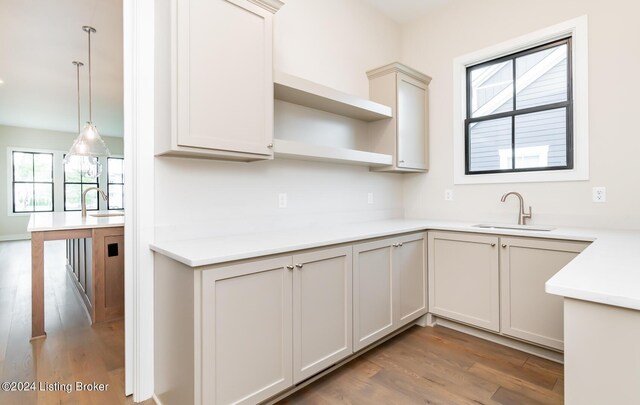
[28,211,124,232]
[149,219,640,312]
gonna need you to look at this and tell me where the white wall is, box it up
[401,0,640,229]
[0,125,124,240]
[154,0,403,241]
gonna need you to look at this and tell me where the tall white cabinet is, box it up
[367,63,432,172]
[155,0,283,160]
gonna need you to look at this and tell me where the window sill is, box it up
[454,167,588,185]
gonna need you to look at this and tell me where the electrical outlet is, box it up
[278,193,288,208]
[367,192,374,204]
[444,189,454,201]
[592,187,606,203]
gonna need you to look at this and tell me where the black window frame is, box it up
[107,157,124,211]
[465,37,573,175]
[63,155,100,211]
[11,151,55,213]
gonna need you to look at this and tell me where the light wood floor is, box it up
[279,323,564,405]
[0,240,153,405]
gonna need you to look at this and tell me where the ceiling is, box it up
[0,0,123,137]
[359,0,451,24]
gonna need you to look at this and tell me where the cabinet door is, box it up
[500,237,588,350]
[292,247,352,383]
[394,233,428,328]
[397,73,427,170]
[428,232,500,332]
[175,0,274,156]
[202,256,293,405]
[353,238,395,351]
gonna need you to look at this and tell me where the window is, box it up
[453,16,588,184]
[107,157,124,210]
[64,156,99,211]
[12,151,54,212]
[465,38,572,175]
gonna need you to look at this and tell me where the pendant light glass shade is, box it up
[64,26,110,179]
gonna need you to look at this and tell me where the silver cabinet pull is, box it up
[267,143,274,148]
[295,263,303,268]
[286,265,294,270]
[502,244,507,248]
[490,243,496,247]
[398,243,403,247]
[392,243,398,247]
[399,160,405,163]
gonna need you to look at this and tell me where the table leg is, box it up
[31,232,46,340]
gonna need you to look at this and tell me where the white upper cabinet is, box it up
[368,63,432,172]
[155,0,283,160]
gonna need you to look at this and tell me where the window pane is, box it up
[65,184,82,210]
[64,156,83,183]
[34,183,53,211]
[470,60,513,118]
[516,43,568,110]
[468,117,513,172]
[14,183,34,212]
[108,158,124,183]
[82,185,98,210]
[34,154,53,182]
[13,152,34,182]
[109,185,124,209]
[514,108,567,169]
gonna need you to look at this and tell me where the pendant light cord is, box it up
[87,29,92,122]
[82,26,96,123]
[72,61,84,133]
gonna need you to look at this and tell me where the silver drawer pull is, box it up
[502,244,507,248]
[295,263,303,268]
[286,265,294,270]
[490,243,496,247]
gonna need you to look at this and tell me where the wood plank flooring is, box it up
[279,324,564,405]
[0,240,153,405]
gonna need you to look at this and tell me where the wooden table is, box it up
[28,212,125,340]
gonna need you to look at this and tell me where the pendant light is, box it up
[64,25,110,178]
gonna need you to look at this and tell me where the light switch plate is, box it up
[367,192,374,204]
[278,193,288,208]
[592,187,606,203]
[444,189,454,201]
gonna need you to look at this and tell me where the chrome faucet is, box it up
[501,192,532,225]
[82,187,108,217]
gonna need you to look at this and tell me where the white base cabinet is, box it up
[353,232,427,351]
[428,231,589,351]
[292,248,353,383]
[155,245,354,405]
[202,257,293,405]
[500,237,588,350]
[428,231,500,332]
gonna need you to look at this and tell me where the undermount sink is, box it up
[90,213,125,218]
[473,223,555,232]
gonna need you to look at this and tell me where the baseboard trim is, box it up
[433,316,564,363]
[151,393,163,405]
[0,233,30,241]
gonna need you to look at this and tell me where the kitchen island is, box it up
[28,211,125,339]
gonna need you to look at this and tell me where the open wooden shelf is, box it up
[273,139,392,167]
[274,71,392,122]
